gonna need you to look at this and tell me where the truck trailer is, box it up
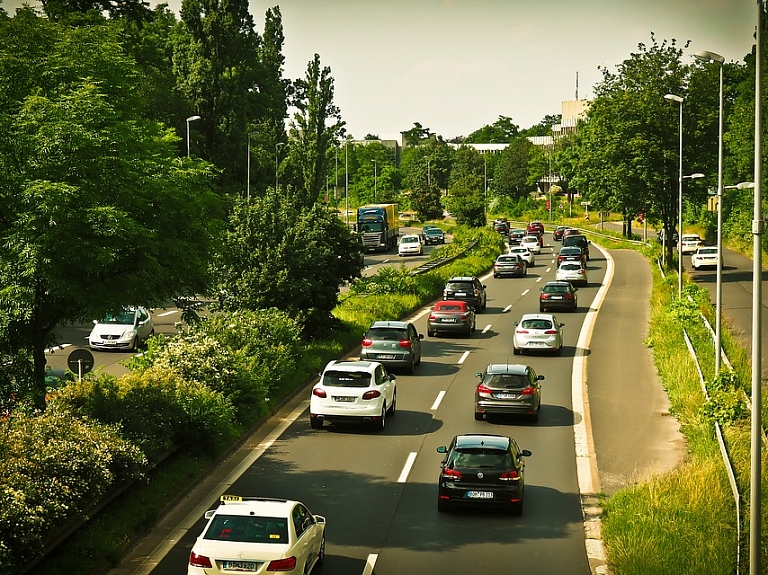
[357,204,399,252]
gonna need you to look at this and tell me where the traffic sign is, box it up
[67,348,94,379]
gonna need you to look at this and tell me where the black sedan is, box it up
[436,434,532,515]
[539,281,578,312]
[424,227,445,245]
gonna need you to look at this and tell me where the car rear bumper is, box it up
[360,351,412,369]
[428,320,471,333]
[475,399,537,415]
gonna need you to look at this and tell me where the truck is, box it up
[356,204,399,252]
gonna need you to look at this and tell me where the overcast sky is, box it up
[4,0,758,141]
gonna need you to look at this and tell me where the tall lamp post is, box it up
[371,160,377,202]
[246,131,257,200]
[484,156,487,216]
[695,50,725,374]
[664,93,684,297]
[186,115,201,157]
[275,142,286,193]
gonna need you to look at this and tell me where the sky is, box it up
[4,0,758,141]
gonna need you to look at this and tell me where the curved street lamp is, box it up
[695,49,725,374]
[186,115,201,157]
[664,93,684,297]
[275,142,286,193]
[247,131,257,200]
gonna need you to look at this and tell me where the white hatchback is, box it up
[691,246,721,270]
[188,496,326,575]
[398,234,423,256]
[679,234,702,254]
[520,235,542,254]
[513,313,564,356]
[88,306,154,351]
[310,360,396,431]
[556,261,589,286]
[508,246,536,267]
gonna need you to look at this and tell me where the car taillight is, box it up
[460,313,470,322]
[312,388,327,398]
[362,389,381,400]
[362,338,373,347]
[399,339,412,349]
[477,384,492,396]
[520,386,536,395]
[544,330,558,335]
[429,314,437,320]
[541,294,550,300]
[443,467,462,478]
[189,552,213,568]
[578,268,585,274]
[499,470,519,481]
[267,556,297,571]
[516,329,529,334]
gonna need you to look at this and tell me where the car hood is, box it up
[90,323,134,337]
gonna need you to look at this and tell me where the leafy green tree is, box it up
[465,115,520,143]
[494,137,539,200]
[0,14,221,410]
[173,0,261,189]
[287,53,345,208]
[400,122,433,147]
[520,114,562,137]
[447,174,485,227]
[214,192,363,335]
[40,0,151,23]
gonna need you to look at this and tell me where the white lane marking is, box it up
[521,289,530,297]
[503,305,513,312]
[536,277,543,282]
[482,324,491,333]
[362,554,378,575]
[158,310,179,317]
[458,351,470,364]
[546,267,552,273]
[431,391,446,410]
[45,343,72,353]
[398,452,418,483]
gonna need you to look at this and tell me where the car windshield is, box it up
[450,449,512,469]
[521,319,553,330]
[483,373,529,389]
[100,310,135,324]
[401,237,419,244]
[322,370,372,388]
[360,222,383,233]
[426,229,442,236]
[203,515,288,544]
[366,327,408,341]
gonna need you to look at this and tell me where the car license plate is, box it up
[442,318,457,322]
[466,491,494,499]
[333,396,355,402]
[495,393,517,399]
[222,560,257,571]
[377,354,396,360]
[551,296,563,300]
[455,292,466,296]
[104,340,116,345]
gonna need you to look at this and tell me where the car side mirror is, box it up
[389,374,397,381]
[204,510,215,520]
[537,375,545,381]
[559,323,565,327]
[436,446,448,454]
[92,319,98,325]
[475,372,483,379]
[418,334,424,340]
[521,449,532,457]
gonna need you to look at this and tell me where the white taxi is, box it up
[188,496,326,575]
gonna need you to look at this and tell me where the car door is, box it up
[376,364,395,406]
[407,323,422,362]
[292,504,317,570]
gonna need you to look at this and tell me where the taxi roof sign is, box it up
[220,494,242,503]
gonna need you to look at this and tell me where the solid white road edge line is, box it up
[362,554,378,575]
[158,310,178,317]
[457,351,470,364]
[572,242,614,572]
[398,452,418,483]
[45,343,72,353]
[431,391,446,411]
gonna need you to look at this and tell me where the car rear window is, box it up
[435,303,466,311]
[204,515,288,544]
[366,327,408,340]
[560,263,582,270]
[543,284,569,293]
[484,373,529,389]
[521,319,553,330]
[446,282,473,292]
[497,256,517,263]
[450,449,512,469]
[323,371,372,387]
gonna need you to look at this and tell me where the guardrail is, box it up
[408,240,478,276]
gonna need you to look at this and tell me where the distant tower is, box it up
[576,71,579,100]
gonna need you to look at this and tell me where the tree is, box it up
[447,174,485,227]
[0,13,221,410]
[520,114,561,137]
[465,115,520,143]
[494,137,538,201]
[288,54,345,208]
[400,122,433,147]
[214,192,363,336]
[173,0,261,190]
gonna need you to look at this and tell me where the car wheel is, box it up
[494,273,499,278]
[427,329,436,337]
[374,406,386,432]
[406,357,415,375]
[387,392,397,417]
[316,534,326,566]
[437,499,450,513]
[130,336,139,352]
[474,411,483,421]
[555,345,563,356]
[530,406,540,423]
[513,346,521,356]
[310,417,323,430]
[511,501,523,516]
[539,305,545,312]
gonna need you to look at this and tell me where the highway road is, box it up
[111,235,610,575]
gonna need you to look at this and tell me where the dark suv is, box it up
[436,433,532,514]
[562,234,590,260]
[443,276,487,311]
[361,321,423,374]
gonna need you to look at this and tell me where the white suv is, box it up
[310,360,396,431]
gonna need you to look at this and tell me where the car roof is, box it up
[485,364,528,375]
[215,496,296,517]
[324,359,380,373]
[519,313,557,321]
[425,227,443,233]
[401,234,420,239]
[454,434,510,450]
[544,281,572,287]
[435,300,468,310]
[448,276,476,282]
[370,320,410,329]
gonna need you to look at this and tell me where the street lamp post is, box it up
[371,160,377,202]
[695,50,725,374]
[484,156,487,217]
[247,131,257,200]
[665,93,684,297]
[275,142,286,193]
[186,115,201,157]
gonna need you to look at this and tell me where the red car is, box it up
[427,300,477,337]
[526,221,545,235]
